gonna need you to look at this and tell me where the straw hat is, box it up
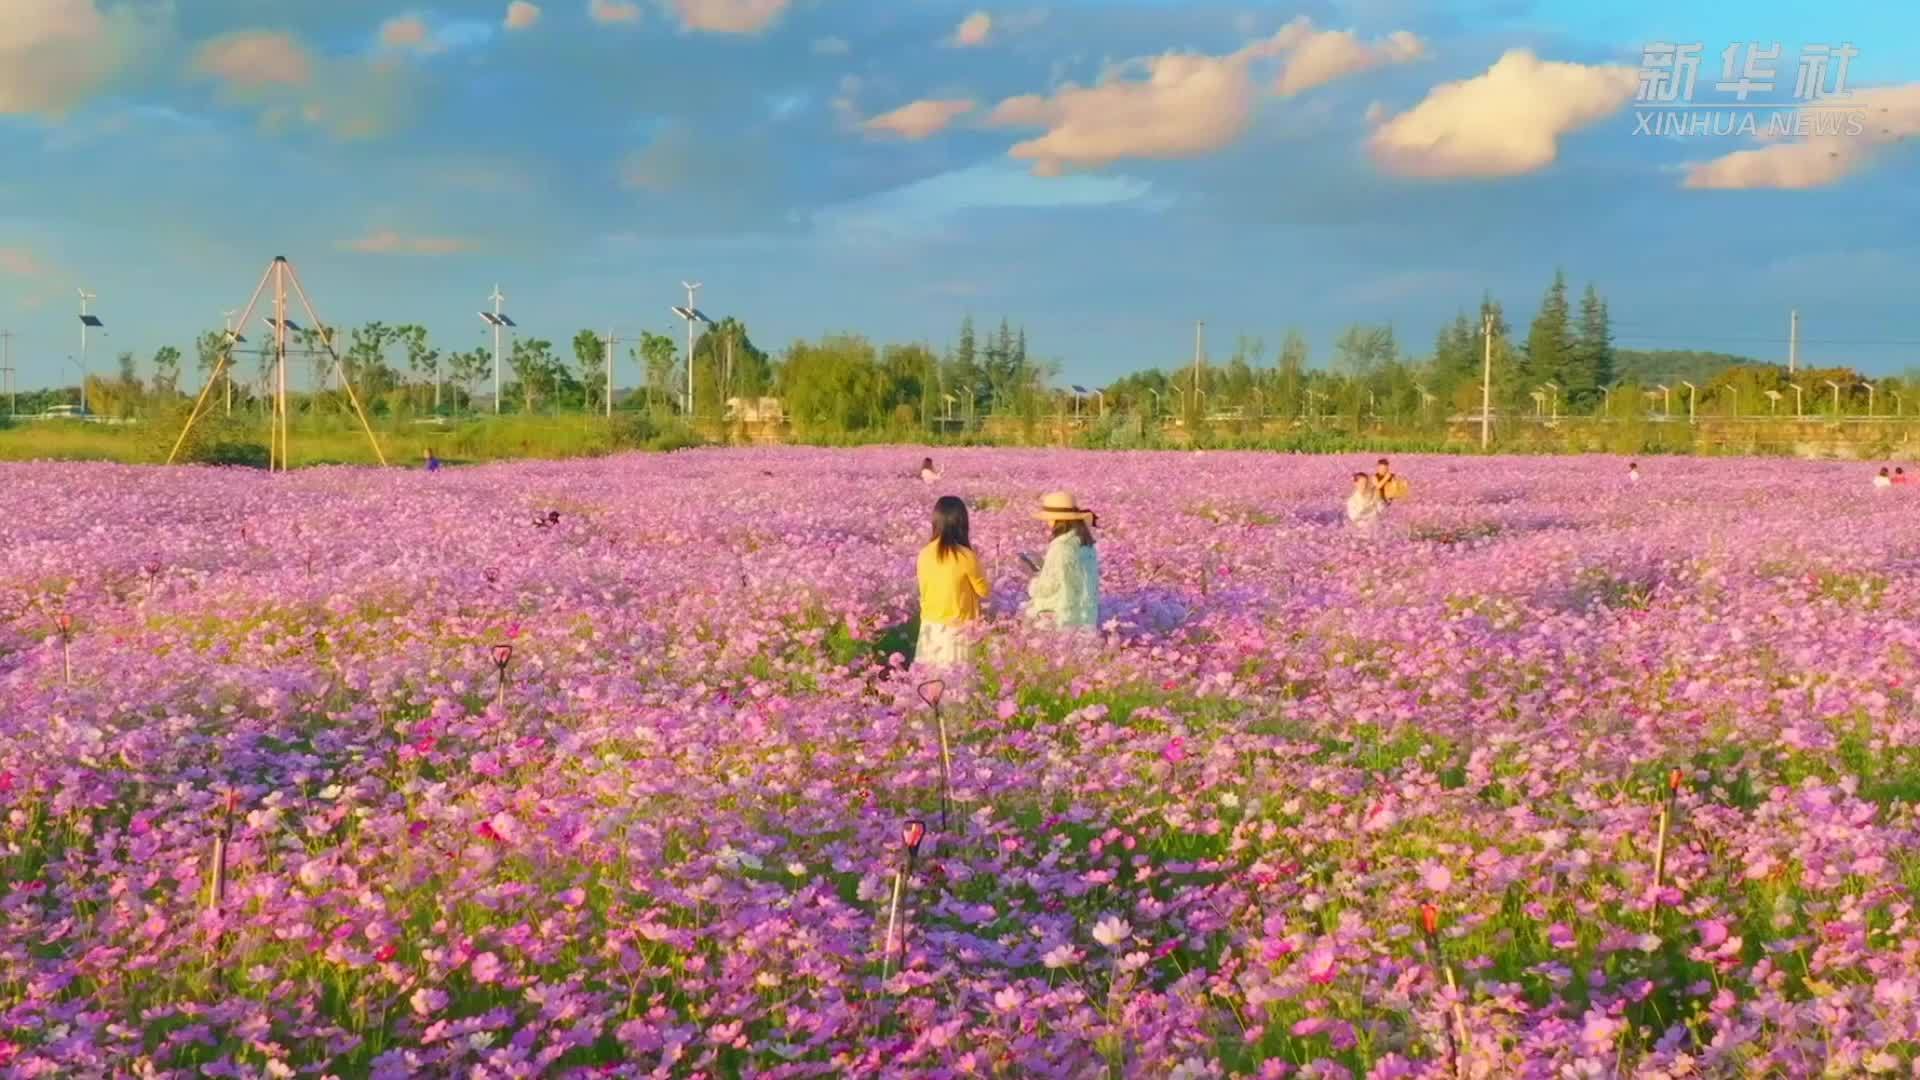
[1033,491,1096,524]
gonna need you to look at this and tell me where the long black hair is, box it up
[931,496,971,559]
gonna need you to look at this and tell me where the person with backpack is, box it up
[1373,458,1408,505]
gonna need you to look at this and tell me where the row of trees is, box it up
[29,272,1912,435]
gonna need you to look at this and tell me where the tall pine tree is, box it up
[1575,285,1615,410]
[1524,270,1573,397]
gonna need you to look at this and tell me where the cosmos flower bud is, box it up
[1668,768,1683,794]
[492,644,514,669]
[1421,904,1439,937]
[902,820,926,852]
[55,612,72,634]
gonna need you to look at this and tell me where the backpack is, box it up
[1382,475,1410,502]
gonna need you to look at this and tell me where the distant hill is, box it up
[1613,349,1771,384]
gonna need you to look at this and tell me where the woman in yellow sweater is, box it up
[915,496,991,671]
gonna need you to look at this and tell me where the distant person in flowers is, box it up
[915,496,990,671]
[1875,467,1894,491]
[1627,461,1640,485]
[1373,458,1408,505]
[919,457,941,483]
[1897,467,1911,486]
[424,449,441,473]
[1346,473,1383,533]
[1023,492,1101,629]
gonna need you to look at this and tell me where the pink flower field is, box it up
[3,449,1919,1078]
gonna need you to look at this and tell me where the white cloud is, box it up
[863,99,976,140]
[950,12,991,48]
[590,0,642,25]
[0,0,162,116]
[983,20,1421,175]
[987,52,1260,175]
[505,1,542,30]
[1368,49,1638,178]
[666,0,790,33]
[1683,83,1920,189]
[344,231,475,255]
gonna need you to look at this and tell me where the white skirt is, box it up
[914,619,977,671]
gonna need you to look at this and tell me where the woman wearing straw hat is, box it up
[1023,491,1101,630]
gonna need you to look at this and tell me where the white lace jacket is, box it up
[1025,531,1101,628]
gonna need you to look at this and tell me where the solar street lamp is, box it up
[1654,384,1672,417]
[1823,379,1843,416]
[77,289,101,415]
[672,282,707,416]
[1763,388,1782,415]
[478,285,516,415]
[669,302,715,408]
[1789,383,1805,417]
[1541,381,1559,421]
[1893,390,1904,416]
[1861,380,1875,417]
[1679,380,1696,423]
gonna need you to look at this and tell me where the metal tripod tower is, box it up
[167,256,387,470]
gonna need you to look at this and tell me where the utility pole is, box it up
[221,309,241,415]
[1192,319,1204,420]
[1481,312,1494,450]
[0,330,13,417]
[1788,309,1798,375]
[603,328,618,419]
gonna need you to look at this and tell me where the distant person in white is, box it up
[1875,466,1894,491]
[919,457,941,484]
[1346,473,1383,534]
[1627,461,1640,485]
[1023,491,1101,629]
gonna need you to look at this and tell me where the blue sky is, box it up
[2,0,1918,391]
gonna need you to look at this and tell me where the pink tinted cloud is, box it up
[864,98,976,140]
[669,0,790,33]
[1,0,154,115]
[0,247,45,277]
[950,12,991,48]
[379,16,439,54]
[1368,49,1638,178]
[589,0,641,25]
[1261,18,1424,96]
[193,30,315,89]
[1684,83,1920,189]
[344,231,475,256]
[505,2,542,30]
